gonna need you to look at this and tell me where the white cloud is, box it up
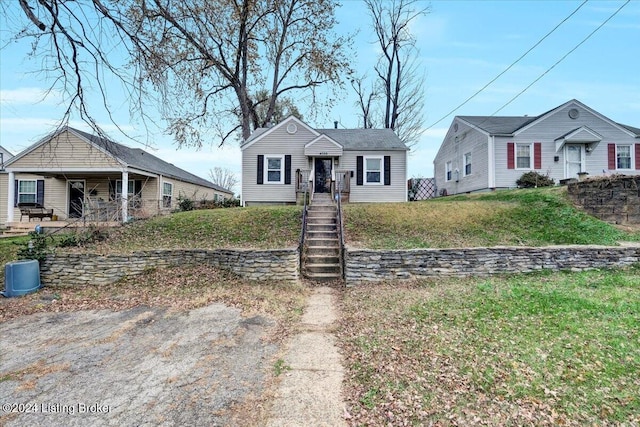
[0,87,61,105]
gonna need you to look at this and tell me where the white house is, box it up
[433,99,640,195]
[241,116,409,205]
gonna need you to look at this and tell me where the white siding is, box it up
[494,103,640,188]
[341,150,407,203]
[434,120,490,195]
[304,137,343,157]
[242,117,409,204]
[242,120,313,205]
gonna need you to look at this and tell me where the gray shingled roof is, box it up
[72,128,233,194]
[316,128,408,151]
[243,122,408,151]
[619,123,640,136]
[457,116,539,135]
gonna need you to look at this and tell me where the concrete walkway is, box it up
[267,286,346,427]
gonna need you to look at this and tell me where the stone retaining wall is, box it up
[567,175,640,224]
[345,245,640,283]
[41,248,299,286]
[40,245,639,287]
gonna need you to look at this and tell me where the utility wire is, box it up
[488,0,630,117]
[425,0,589,130]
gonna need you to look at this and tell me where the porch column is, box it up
[121,170,128,222]
[7,171,14,222]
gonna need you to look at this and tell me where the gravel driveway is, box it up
[0,303,277,426]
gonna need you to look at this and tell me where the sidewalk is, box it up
[266,286,346,427]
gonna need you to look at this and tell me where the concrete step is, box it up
[305,246,339,256]
[307,230,338,239]
[304,263,341,274]
[307,223,336,232]
[307,209,336,217]
[305,254,340,264]
[303,271,342,282]
[307,237,339,247]
[308,215,336,221]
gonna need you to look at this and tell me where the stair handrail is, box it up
[335,174,346,281]
[298,175,309,269]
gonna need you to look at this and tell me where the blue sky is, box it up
[1,0,639,186]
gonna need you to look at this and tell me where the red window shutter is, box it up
[608,144,616,170]
[507,142,515,169]
[636,144,640,170]
[534,142,542,169]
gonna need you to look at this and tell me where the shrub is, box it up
[16,231,50,264]
[516,172,555,188]
[177,196,195,212]
[57,227,108,248]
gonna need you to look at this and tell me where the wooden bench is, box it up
[17,203,54,221]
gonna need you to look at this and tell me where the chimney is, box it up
[334,121,338,129]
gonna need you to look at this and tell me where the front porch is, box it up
[295,168,351,204]
[5,170,172,225]
[2,220,121,238]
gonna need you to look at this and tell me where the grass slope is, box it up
[81,206,303,253]
[339,267,640,425]
[344,187,640,248]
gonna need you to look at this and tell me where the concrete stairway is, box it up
[302,193,342,282]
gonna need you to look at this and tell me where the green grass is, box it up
[0,235,31,282]
[343,187,640,248]
[339,266,640,425]
[81,206,303,252]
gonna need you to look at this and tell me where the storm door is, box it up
[565,144,583,179]
[314,158,333,193]
[68,180,85,218]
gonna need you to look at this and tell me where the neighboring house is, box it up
[434,99,640,195]
[1,127,233,225]
[241,116,409,206]
[0,146,14,167]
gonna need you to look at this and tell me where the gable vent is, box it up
[568,108,580,119]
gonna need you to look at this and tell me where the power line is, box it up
[425,0,589,130]
[489,0,630,117]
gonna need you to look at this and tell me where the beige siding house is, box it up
[2,127,233,225]
[434,99,640,195]
[241,116,409,205]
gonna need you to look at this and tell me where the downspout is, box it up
[488,136,496,189]
[121,170,128,223]
[7,171,15,222]
[159,174,163,212]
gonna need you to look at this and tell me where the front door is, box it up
[68,180,85,218]
[314,158,333,193]
[565,144,583,179]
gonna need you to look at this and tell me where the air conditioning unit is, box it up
[2,260,41,297]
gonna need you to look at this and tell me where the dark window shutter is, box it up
[384,156,391,185]
[507,142,515,169]
[257,155,264,185]
[534,142,542,169]
[636,144,640,170]
[14,180,18,207]
[356,156,363,186]
[36,180,45,206]
[284,155,291,185]
[134,180,142,195]
[608,144,616,170]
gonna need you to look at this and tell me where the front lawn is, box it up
[343,187,640,248]
[338,266,640,425]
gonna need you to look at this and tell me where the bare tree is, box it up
[6,0,353,147]
[208,167,239,193]
[351,75,379,129]
[253,89,303,126]
[357,0,429,148]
